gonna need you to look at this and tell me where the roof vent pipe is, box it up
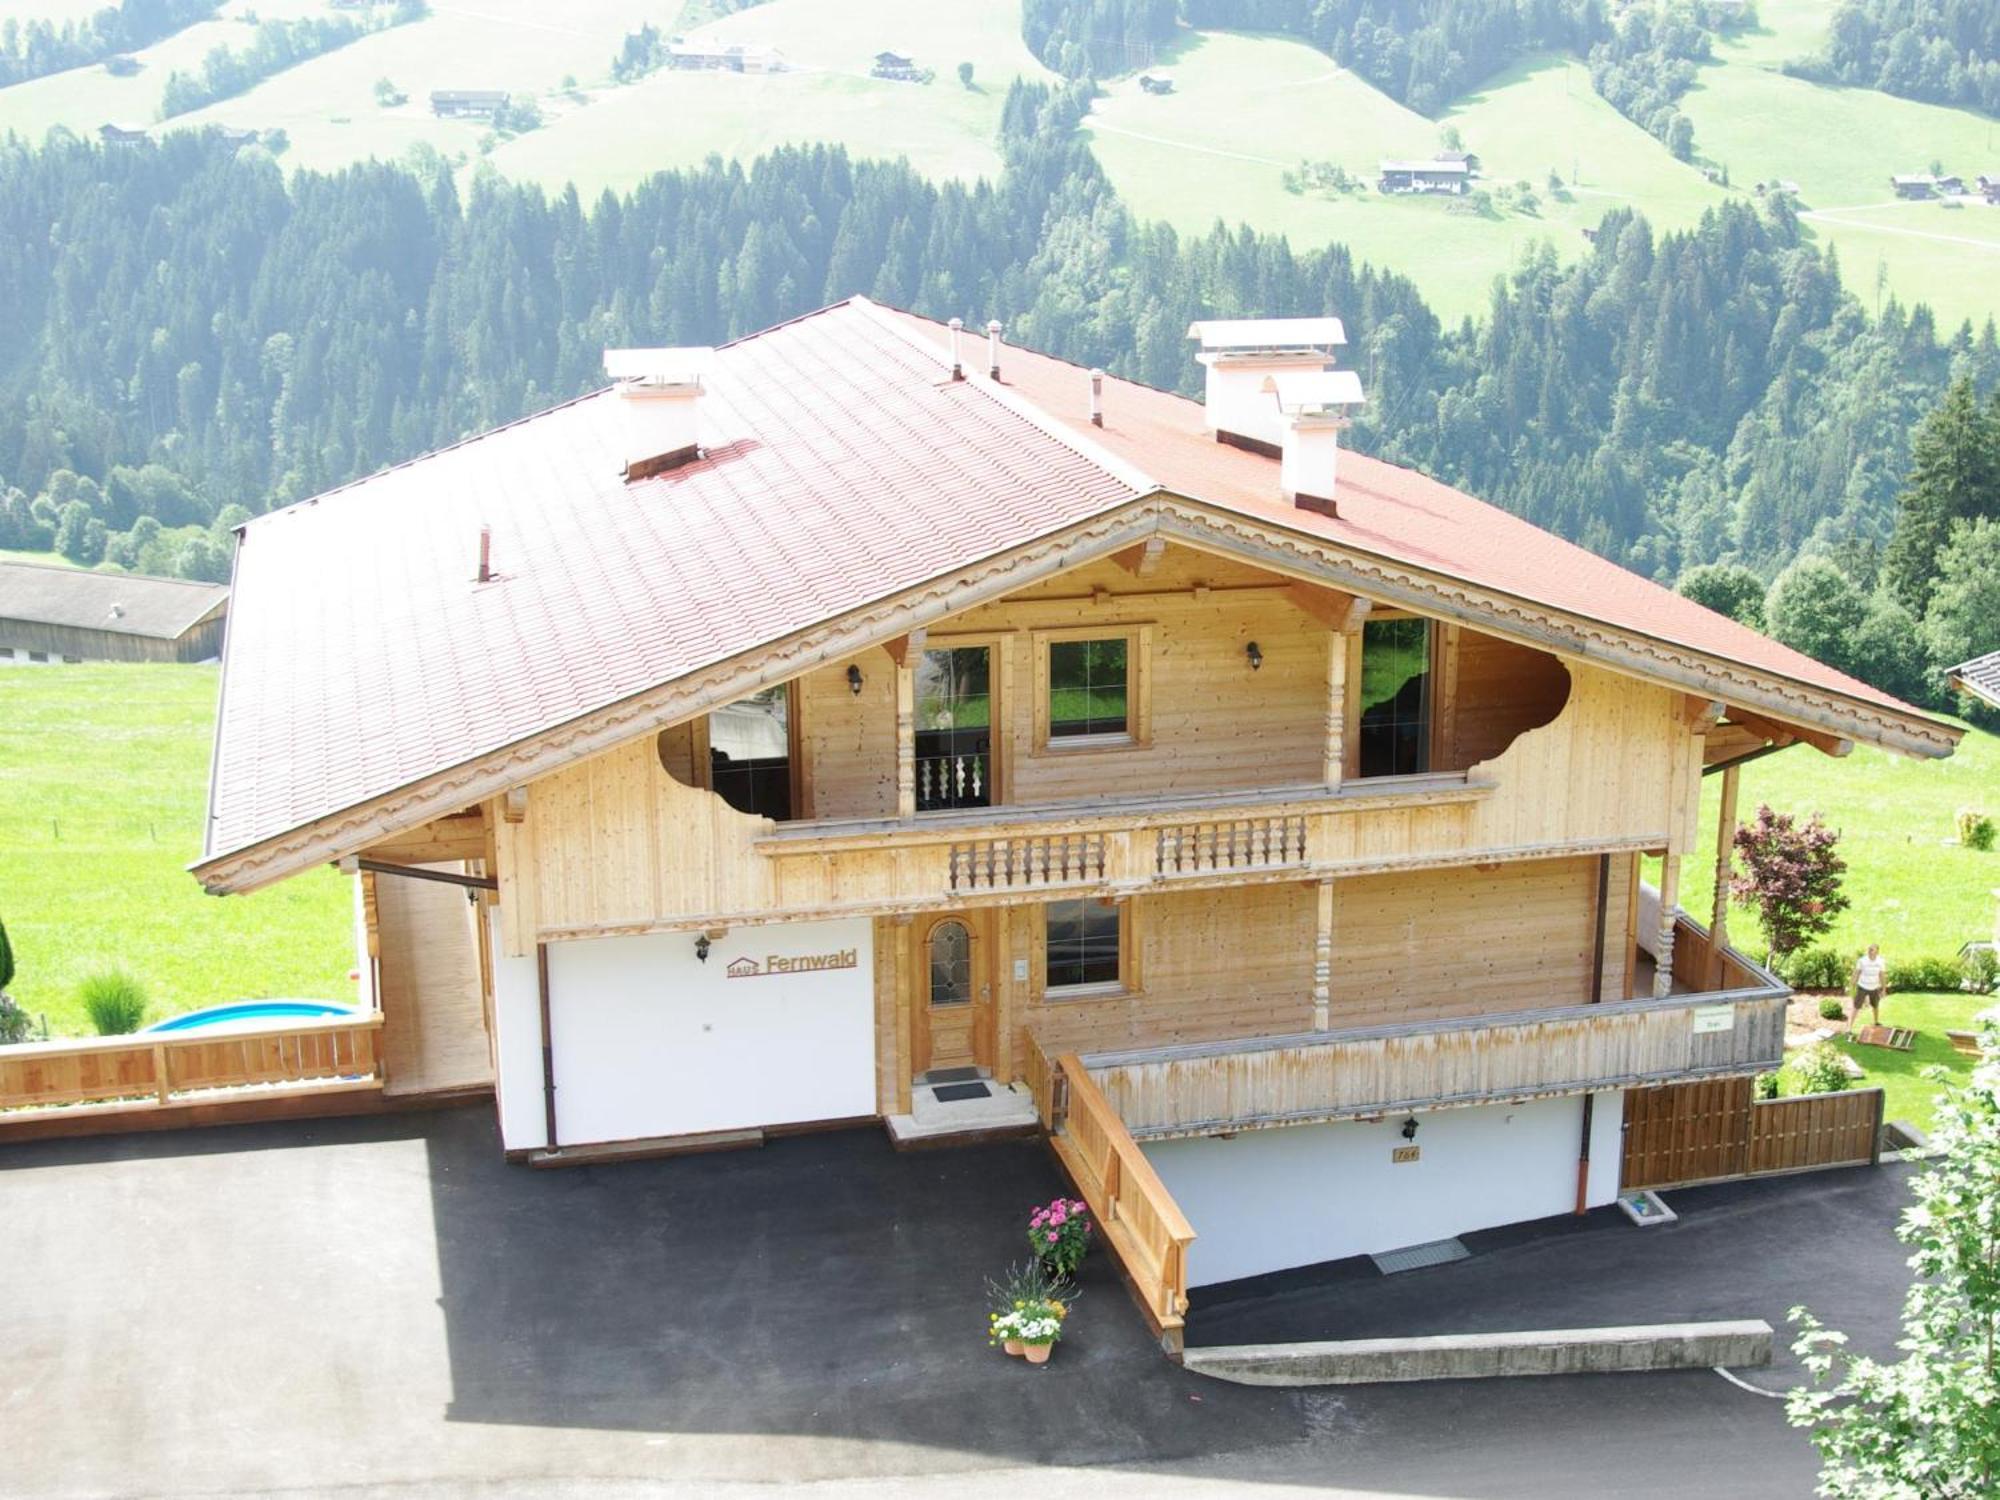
[1263,369,1367,517]
[949,317,964,380]
[1089,368,1104,427]
[987,320,1003,380]
[604,347,713,480]
[476,525,492,583]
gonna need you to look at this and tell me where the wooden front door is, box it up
[912,910,995,1075]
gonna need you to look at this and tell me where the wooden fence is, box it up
[0,1013,385,1133]
[1622,1076,1884,1190]
[1040,1050,1196,1349]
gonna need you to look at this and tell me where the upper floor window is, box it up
[1044,897,1124,996]
[1359,617,1431,778]
[709,685,793,820]
[917,645,993,810]
[1034,624,1150,752]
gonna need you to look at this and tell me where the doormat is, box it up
[924,1066,983,1084]
[1370,1238,1470,1275]
[933,1082,992,1103]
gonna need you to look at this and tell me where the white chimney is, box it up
[986,319,1003,379]
[1263,369,1366,516]
[1188,318,1346,450]
[604,347,714,479]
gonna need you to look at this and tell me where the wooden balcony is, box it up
[751,774,1494,913]
[1070,979,1787,1142]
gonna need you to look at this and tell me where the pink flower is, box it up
[1046,1231,1058,1243]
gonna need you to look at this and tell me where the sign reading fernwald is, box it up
[1691,1004,1736,1035]
[726,948,859,979]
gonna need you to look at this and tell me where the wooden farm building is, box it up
[870,51,923,82]
[195,302,1958,1338]
[1378,159,1471,195]
[430,89,508,120]
[0,561,226,664]
[667,40,783,72]
[1137,72,1174,95]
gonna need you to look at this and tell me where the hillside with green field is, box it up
[0,664,353,1036]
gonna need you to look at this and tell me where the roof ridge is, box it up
[0,558,224,590]
[850,296,1162,496]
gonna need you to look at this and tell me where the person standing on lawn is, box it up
[1851,945,1886,1031]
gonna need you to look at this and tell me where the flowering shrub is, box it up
[1731,804,1849,963]
[1028,1197,1093,1278]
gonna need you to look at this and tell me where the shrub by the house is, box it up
[79,969,148,1035]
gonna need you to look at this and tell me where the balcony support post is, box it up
[1710,763,1741,988]
[1323,630,1347,788]
[1312,877,1335,1029]
[895,653,916,821]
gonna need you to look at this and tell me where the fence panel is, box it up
[1748,1088,1884,1175]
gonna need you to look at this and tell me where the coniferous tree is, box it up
[1885,379,2000,613]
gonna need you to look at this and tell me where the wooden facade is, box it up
[0,611,225,664]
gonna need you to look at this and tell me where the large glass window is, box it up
[1045,899,1121,993]
[916,646,992,810]
[1358,618,1432,778]
[928,920,972,1008]
[1048,637,1129,738]
[709,685,792,819]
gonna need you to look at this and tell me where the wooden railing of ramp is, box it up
[0,1012,385,1138]
[1039,1046,1195,1349]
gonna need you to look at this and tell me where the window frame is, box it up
[696,680,803,821]
[1037,897,1138,1002]
[913,631,1007,811]
[1031,624,1151,755]
[1355,613,1435,780]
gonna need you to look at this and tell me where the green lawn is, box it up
[0,663,353,1037]
[1666,720,1998,964]
[1813,991,1991,1134]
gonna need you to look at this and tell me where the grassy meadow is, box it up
[0,664,353,1037]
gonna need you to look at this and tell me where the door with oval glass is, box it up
[912,909,996,1076]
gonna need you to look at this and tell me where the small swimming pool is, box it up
[146,1000,357,1034]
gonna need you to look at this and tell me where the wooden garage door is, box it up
[1621,1076,1755,1190]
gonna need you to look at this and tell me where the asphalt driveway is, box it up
[2,1105,1916,1499]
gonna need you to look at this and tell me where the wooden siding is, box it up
[494,655,1686,954]
[0,613,225,663]
[1442,630,1571,770]
[374,868,494,1096]
[1078,987,1788,1140]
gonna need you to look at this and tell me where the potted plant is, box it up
[986,1260,1063,1356]
[1027,1197,1093,1279]
[991,1296,1067,1365]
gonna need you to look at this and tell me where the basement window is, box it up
[1044,898,1127,998]
[1358,618,1432,777]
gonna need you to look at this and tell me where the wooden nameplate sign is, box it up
[1850,1025,1915,1052]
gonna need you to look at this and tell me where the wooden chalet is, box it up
[0,561,226,664]
[1137,73,1174,95]
[1378,159,1470,195]
[430,89,508,120]
[870,51,923,82]
[195,302,1958,1338]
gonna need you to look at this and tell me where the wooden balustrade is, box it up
[1082,987,1789,1140]
[1046,1053,1196,1342]
[1154,814,1309,876]
[949,832,1107,892]
[0,1012,385,1120]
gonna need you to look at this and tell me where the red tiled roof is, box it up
[206,296,1940,864]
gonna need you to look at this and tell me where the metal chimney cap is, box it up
[1189,317,1347,353]
[604,347,714,387]
[1262,369,1365,414]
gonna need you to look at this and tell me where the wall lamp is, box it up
[1400,1116,1420,1142]
[694,934,711,963]
[1245,641,1263,671]
[846,664,864,696]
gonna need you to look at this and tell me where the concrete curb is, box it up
[1183,1319,1774,1386]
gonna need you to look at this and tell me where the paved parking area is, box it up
[3,1106,1915,1498]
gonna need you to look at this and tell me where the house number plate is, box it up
[1391,1145,1420,1164]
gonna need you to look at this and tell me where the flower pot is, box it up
[1003,1338,1024,1356]
[1023,1342,1052,1365]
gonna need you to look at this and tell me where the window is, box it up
[927,920,972,1008]
[1044,898,1123,994]
[27,651,47,663]
[1034,625,1149,751]
[916,645,993,810]
[1048,637,1128,738]
[1358,618,1432,777]
[708,685,793,819]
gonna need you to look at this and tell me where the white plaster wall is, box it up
[489,913,875,1151]
[1144,1091,1626,1288]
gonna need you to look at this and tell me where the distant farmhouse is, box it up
[1980,174,2000,205]
[667,40,784,73]
[1434,147,1480,173]
[1138,72,1174,95]
[1891,172,1966,198]
[99,123,147,145]
[0,561,228,665]
[1378,158,1471,195]
[870,50,924,82]
[431,89,509,120]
